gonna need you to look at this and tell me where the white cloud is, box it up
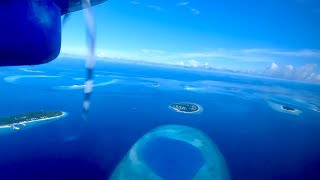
[141,49,166,54]
[190,8,200,15]
[146,5,163,11]
[167,59,209,68]
[286,64,294,71]
[174,61,185,66]
[130,1,141,5]
[293,64,318,80]
[243,48,320,58]
[271,49,320,57]
[261,63,320,82]
[314,74,320,81]
[242,48,268,53]
[263,62,280,77]
[270,62,279,71]
[176,1,200,15]
[176,2,189,6]
[129,2,164,12]
[177,50,275,62]
[188,59,201,67]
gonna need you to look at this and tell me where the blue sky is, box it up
[61,0,320,81]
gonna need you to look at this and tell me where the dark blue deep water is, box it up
[0,58,320,180]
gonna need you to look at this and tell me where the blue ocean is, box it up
[0,58,319,180]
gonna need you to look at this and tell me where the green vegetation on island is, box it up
[170,102,201,113]
[281,105,296,112]
[0,111,64,126]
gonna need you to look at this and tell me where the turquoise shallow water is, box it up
[0,58,320,179]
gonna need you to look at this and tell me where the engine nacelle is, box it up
[0,0,107,66]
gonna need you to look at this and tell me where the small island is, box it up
[267,100,301,115]
[0,111,66,129]
[281,105,296,112]
[169,102,202,114]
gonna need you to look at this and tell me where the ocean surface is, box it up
[0,58,320,180]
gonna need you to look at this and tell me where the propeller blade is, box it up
[81,0,96,120]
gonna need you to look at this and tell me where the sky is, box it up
[61,0,320,82]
